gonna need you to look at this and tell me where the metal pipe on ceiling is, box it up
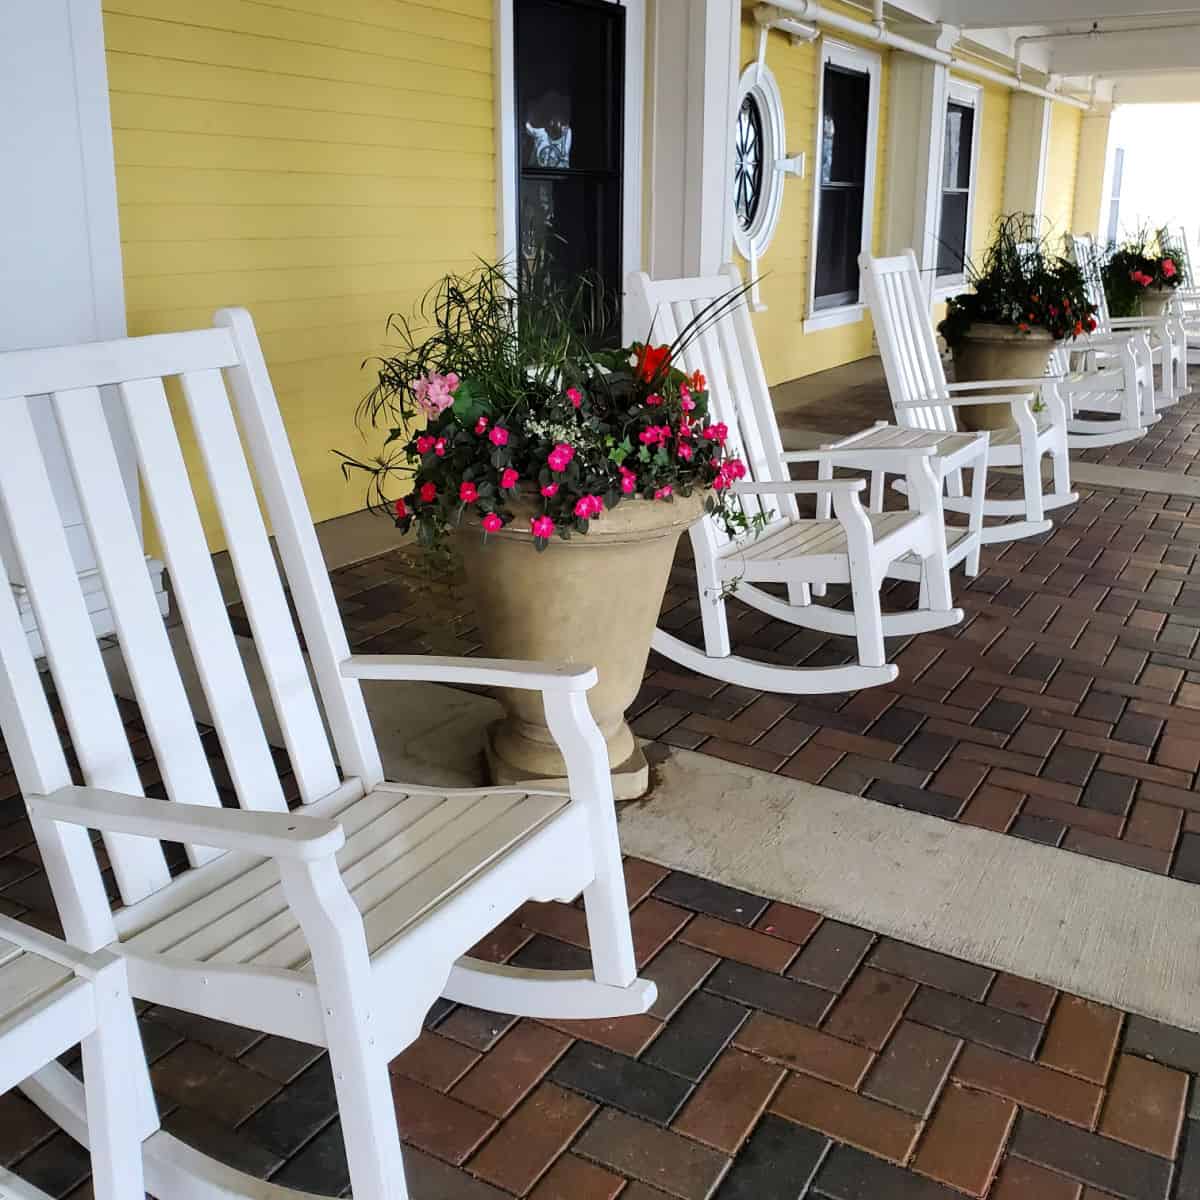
[754,1,1093,110]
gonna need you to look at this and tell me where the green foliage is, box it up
[1100,225,1185,318]
[937,213,1098,351]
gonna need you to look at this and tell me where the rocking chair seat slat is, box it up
[121,786,572,970]
[731,511,921,566]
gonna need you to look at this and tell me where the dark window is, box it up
[734,94,765,232]
[515,0,625,345]
[937,100,975,277]
[814,63,870,310]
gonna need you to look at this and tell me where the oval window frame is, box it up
[732,63,787,261]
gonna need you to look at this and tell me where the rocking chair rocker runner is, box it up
[628,266,962,697]
[860,250,1077,543]
[0,311,652,1200]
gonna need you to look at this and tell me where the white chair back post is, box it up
[1178,226,1197,289]
[627,265,798,553]
[858,251,957,434]
[0,313,378,934]
[1071,234,1113,327]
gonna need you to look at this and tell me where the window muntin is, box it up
[734,94,765,233]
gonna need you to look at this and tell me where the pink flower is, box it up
[677,420,694,439]
[531,515,555,539]
[394,497,407,520]
[681,396,696,413]
[540,482,559,497]
[566,387,583,408]
[412,371,460,418]
[547,443,575,472]
[482,513,503,533]
[416,435,435,454]
[434,438,447,457]
[474,416,489,435]
[574,494,603,519]
[419,482,437,503]
[712,473,729,491]
[645,393,664,407]
[500,467,519,489]
[654,485,673,500]
[702,423,729,445]
[639,425,671,446]
[459,481,478,503]
[619,467,637,495]
[723,458,747,480]
[679,384,692,405]
[489,426,510,447]
[677,442,693,461]
[1163,258,1178,279]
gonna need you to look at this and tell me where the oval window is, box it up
[732,64,786,261]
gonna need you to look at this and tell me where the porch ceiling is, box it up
[931,0,1200,30]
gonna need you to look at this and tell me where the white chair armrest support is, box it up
[341,654,597,693]
[28,786,345,862]
[732,478,865,497]
[946,377,1061,391]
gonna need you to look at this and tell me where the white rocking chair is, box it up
[0,311,652,1200]
[1048,339,1146,450]
[860,250,1077,544]
[0,917,145,1200]
[628,265,962,697]
[1072,232,1187,415]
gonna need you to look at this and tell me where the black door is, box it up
[515,0,625,344]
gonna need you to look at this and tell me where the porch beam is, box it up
[1044,24,1200,75]
[928,0,1200,29]
[1113,70,1200,101]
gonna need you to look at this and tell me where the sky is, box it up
[1105,103,1200,250]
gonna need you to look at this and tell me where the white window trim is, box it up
[936,77,983,291]
[732,62,787,263]
[495,0,644,287]
[806,38,881,328]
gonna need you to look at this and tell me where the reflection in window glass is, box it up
[734,95,765,232]
[814,63,870,309]
[938,100,975,277]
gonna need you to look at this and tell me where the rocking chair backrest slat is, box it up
[52,384,225,870]
[0,393,172,903]
[1071,234,1110,327]
[179,368,340,805]
[122,376,288,818]
[627,267,796,552]
[0,312,370,913]
[1178,226,1196,288]
[860,251,956,433]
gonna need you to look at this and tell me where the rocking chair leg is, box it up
[789,582,812,606]
[1022,453,1046,525]
[692,526,732,658]
[967,463,986,577]
[849,571,887,668]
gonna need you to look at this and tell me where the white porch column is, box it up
[646,0,740,279]
[1072,101,1113,237]
[881,27,959,293]
[1004,91,1052,223]
[0,1,161,652]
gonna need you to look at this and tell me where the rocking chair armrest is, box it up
[782,446,936,465]
[731,479,865,496]
[946,377,1062,391]
[27,786,346,862]
[1107,317,1169,329]
[895,393,1035,409]
[341,654,597,694]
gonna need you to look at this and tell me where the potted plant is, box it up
[938,214,1099,432]
[1101,227,1184,317]
[340,264,750,798]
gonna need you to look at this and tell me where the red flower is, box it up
[689,369,707,391]
[393,497,407,520]
[500,467,519,489]
[416,435,435,454]
[1018,322,1031,333]
[474,416,489,435]
[489,426,509,447]
[636,343,672,382]
[1163,258,1178,279]
[419,482,437,503]
[1085,316,1098,332]
[482,513,503,533]
[459,481,478,503]
[1074,321,1084,336]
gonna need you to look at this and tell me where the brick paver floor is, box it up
[3,853,1199,1199]
[1076,391,1200,475]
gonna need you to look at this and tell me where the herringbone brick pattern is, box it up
[1076,393,1200,474]
[3,859,1198,1199]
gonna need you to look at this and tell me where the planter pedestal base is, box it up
[485,723,650,799]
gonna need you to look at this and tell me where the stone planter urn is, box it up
[457,490,706,800]
[951,323,1058,432]
[1139,287,1174,317]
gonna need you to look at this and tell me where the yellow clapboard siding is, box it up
[103,13,491,99]
[107,0,497,547]
[106,0,490,54]
[118,202,494,244]
[105,52,492,128]
[113,129,493,183]
[114,164,493,210]
[108,93,494,156]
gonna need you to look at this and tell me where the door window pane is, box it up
[515,0,625,343]
[815,63,870,309]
